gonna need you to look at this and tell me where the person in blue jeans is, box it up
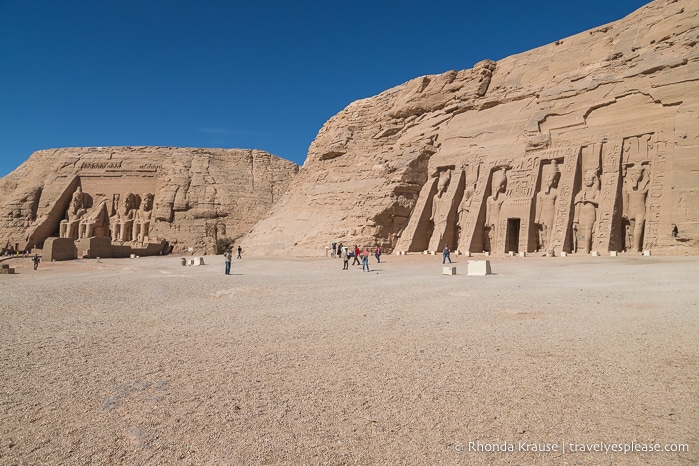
[224,249,232,274]
[361,248,371,272]
[442,244,452,264]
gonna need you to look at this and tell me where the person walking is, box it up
[224,249,232,274]
[331,242,337,258]
[32,254,40,270]
[374,244,382,263]
[442,244,453,264]
[352,245,361,266]
[361,248,371,272]
[237,245,242,259]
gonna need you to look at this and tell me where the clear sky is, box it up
[0,0,651,177]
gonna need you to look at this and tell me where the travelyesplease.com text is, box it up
[454,440,689,454]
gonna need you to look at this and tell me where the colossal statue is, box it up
[59,187,87,239]
[535,161,560,253]
[132,193,154,243]
[427,169,452,248]
[78,200,110,238]
[573,170,600,253]
[111,193,136,242]
[484,169,507,252]
[623,165,650,252]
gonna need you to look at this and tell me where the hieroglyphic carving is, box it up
[549,148,579,254]
[637,133,666,249]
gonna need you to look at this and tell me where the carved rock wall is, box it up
[242,0,699,256]
[0,147,298,254]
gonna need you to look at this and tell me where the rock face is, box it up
[0,147,298,255]
[242,0,699,256]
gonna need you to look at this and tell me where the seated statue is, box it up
[60,187,87,239]
[132,193,154,242]
[111,193,136,242]
[79,200,110,238]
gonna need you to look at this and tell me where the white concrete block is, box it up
[591,251,600,256]
[643,250,652,256]
[560,251,568,257]
[193,257,205,265]
[468,260,492,276]
[484,251,491,256]
[508,251,515,257]
[423,250,429,255]
[610,251,618,257]
[442,266,457,275]
[519,251,526,257]
[461,250,471,257]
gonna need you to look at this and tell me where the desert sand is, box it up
[0,252,697,465]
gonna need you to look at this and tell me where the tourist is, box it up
[361,248,371,272]
[352,245,361,266]
[32,254,40,270]
[237,245,242,259]
[442,244,453,264]
[342,248,350,270]
[224,249,232,274]
[331,242,337,258]
[374,244,381,263]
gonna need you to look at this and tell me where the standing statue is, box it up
[457,185,474,244]
[111,193,136,242]
[132,193,154,243]
[573,170,600,253]
[484,169,507,252]
[535,161,560,253]
[623,165,650,252]
[428,170,452,248]
[59,186,87,239]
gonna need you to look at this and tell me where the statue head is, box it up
[583,170,599,189]
[542,160,560,189]
[141,193,154,211]
[436,169,451,197]
[122,193,136,212]
[71,187,84,211]
[491,169,507,194]
[626,165,646,189]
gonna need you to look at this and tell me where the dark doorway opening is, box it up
[506,218,520,253]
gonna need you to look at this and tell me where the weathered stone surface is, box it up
[243,0,699,256]
[0,147,298,254]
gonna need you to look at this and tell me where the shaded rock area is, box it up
[0,147,298,255]
[242,0,699,256]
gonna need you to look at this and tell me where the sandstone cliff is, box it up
[0,147,298,254]
[242,0,699,256]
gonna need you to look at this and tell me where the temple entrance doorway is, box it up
[506,218,520,253]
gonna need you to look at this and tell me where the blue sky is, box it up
[0,0,651,177]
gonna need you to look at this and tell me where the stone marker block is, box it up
[591,251,600,256]
[560,251,568,257]
[610,251,618,257]
[442,266,456,275]
[468,260,492,276]
[194,257,205,265]
[181,258,187,266]
[519,251,526,257]
[643,250,652,256]
[461,250,471,257]
[430,251,437,256]
[188,259,195,266]
[130,254,136,259]
[484,251,491,256]
[423,250,429,255]
[508,251,515,257]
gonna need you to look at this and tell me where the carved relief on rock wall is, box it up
[534,160,560,254]
[58,185,159,246]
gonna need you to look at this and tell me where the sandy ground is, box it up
[0,252,697,465]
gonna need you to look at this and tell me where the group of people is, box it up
[223,245,243,275]
[331,242,381,272]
